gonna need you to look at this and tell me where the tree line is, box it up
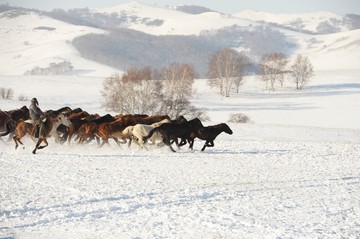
[207,49,314,97]
[102,50,314,118]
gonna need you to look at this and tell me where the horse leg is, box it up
[178,138,187,147]
[140,141,148,151]
[7,131,15,142]
[133,137,141,146]
[13,135,24,150]
[60,131,68,144]
[112,137,122,147]
[189,139,195,150]
[127,137,132,147]
[37,139,49,150]
[201,141,214,151]
[95,136,100,145]
[99,138,107,147]
[163,137,176,152]
[32,139,43,154]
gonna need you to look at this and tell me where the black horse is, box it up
[143,117,203,152]
[189,123,233,151]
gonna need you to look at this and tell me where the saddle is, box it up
[24,118,47,138]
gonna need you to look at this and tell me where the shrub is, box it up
[18,94,28,101]
[0,87,14,100]
[228,113,251,123]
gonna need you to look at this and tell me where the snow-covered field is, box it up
[1,3,360,238]
[1,70,360,238]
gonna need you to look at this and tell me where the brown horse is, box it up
[189,123,233,151]
[94,114,151,147]
[59,110,98,144]
[13,112,71,154]
[75,114,116,144]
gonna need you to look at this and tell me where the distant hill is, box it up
[0,2,360,77]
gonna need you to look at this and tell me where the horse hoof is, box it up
[32,150,36,154]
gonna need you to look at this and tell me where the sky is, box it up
[2,0,360,15]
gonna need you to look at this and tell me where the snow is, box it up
[1,69,359,238]
[234,10,345,33]
[0,11,117,77]
[1,4,360,239]
[94,2,253,35]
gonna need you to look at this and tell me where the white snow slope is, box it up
[1,3,360,239]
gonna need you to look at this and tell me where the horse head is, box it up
[222,123,233,135]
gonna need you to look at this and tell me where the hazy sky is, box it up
[2,0,360,15]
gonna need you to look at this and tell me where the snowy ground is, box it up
[1,128,360,238]
[1,70,360,238]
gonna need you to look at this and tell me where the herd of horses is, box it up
[0,106,233,154]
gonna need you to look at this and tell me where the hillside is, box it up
[234,10,347,33]
[0,10,117,77]
[0,3,360,77]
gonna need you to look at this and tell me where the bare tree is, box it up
[161,62,196,101]
[159,63,197,118]
[102,68,162,115]
[260,52,288,91]
[207,48,248,97]
[290,54,315,90]
[102,64,208,120]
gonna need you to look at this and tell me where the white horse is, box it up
[123,118,170,149]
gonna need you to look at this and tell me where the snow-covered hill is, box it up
[234,10,348,33]
[0,2,359,77]
[0,10,117,77]
[94,2,252,35]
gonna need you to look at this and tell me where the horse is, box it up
[75,114,115,144]
[125,118,171,149]
[94,114,150,147]
[142,117,204,152]
[57,110,98,144]
[13,111,72,154]
[189,123,233,151]
[46,106,73,143]
[0,110,14,142]
[0,106,29,141]
[5,105,30,122]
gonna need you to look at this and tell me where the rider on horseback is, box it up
[29,98,45,138]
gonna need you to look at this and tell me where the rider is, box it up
[29,97,45,138]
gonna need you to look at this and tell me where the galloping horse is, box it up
[0,106,29,141]
[189,123,233,151]
[13,111,71,154]
[142,117,204,152]
[125,118,171,149]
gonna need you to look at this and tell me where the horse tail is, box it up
[142,127,157,144]
[0,120,15,137]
